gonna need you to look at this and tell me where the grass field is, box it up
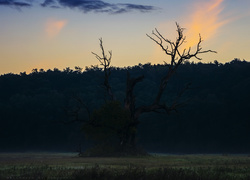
[1,153,250,179]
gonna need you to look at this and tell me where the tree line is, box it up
[0,58,250,153]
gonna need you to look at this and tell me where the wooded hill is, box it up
[0,59,250,153]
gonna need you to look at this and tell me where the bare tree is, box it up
[135,22,217,116]
[91,23,216,153]
[92,38,115,101]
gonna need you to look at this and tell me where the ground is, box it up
[1,153,250,179]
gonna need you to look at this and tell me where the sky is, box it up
[0,0,250,74]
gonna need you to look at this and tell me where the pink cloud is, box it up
[45,19,67,38]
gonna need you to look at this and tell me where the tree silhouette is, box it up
[80,23,216,155]
[92,39,115,101]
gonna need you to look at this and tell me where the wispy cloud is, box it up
[0,0,157,14]
[41,0,157,14]
[45,19,67,38]
[119,3,156,13]
[183,0,229,48]
[0,0,31,7]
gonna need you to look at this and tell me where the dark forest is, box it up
[0,59,250,153]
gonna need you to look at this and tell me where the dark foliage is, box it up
[0,59,250,153]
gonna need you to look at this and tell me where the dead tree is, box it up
[134,22,217,116]
[92,38,115,101]
[92,23,216,151]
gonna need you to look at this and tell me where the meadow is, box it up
[1,153,250,179]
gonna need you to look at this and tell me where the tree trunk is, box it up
[123,71,144,152]
[119,121,138,154]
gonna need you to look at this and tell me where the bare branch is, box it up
[155,28,175,51]
[146,31,173,56]
[92,38,115,101]
[72,96,91,119]
[172,82,191,107]
[59,97,91,125]
[137,22,217,120]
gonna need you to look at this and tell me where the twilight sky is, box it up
[0,0,249,74]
